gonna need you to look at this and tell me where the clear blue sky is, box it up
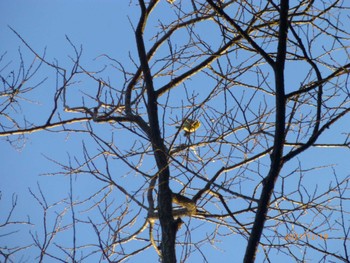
[1,1,349,262]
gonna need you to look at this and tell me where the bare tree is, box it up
[1,0,350,262]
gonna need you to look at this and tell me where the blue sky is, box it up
[1,1,350,262]
[1,1,137,261]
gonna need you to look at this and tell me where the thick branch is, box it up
[135,1,176,262]
[244,1,289,262]
[206,0,275,67]
[0,117,90,137]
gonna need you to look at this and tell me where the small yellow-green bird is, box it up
[177,119,201,134]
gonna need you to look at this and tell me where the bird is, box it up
[177,119,201,135]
